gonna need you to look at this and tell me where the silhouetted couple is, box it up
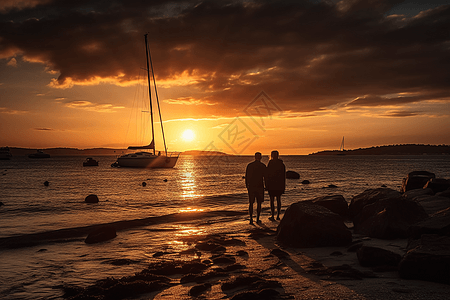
[245,150,286,224]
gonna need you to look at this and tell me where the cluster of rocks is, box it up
[63,233,287,300]
[276,170,450,284]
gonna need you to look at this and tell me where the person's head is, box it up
[254,152,262,161]
[270,150,279,160]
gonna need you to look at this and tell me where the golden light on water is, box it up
[179,207,205,213]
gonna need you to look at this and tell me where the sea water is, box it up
[0,154,449,299]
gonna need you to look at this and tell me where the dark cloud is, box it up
[1,0,449,115]
[34,127,54,131]
[383,110,421,117]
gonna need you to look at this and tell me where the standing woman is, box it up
[266,150,286,221]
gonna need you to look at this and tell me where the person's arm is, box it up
[245,165,249,188]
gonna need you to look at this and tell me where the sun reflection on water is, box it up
[178,157,204,210]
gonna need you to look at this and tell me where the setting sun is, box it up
[181,129,195,142]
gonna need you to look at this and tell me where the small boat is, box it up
[83,157,99,166]
[28,150,51,158]
[113,34,179,168]
[0,147,12,160]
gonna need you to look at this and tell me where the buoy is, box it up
[44,181,49,186]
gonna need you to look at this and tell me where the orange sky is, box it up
[1,0,449,155]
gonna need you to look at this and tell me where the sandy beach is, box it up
[61,215,450,300]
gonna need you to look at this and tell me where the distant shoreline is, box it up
[3,144,450,157]
[309,144,450,156]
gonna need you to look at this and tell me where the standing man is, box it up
[266,150,286,221]
[245,152,266,224]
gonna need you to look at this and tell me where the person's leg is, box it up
[248,191,254,224]
[269,194,275,220]
[276,195,282,220]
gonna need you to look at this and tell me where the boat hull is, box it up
[116,153,178,168]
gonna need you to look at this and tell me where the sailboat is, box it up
[113,34,179,168]
[337,136,346,155]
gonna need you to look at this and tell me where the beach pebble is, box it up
[236,250,248,256]
[85,194,99,203]
[189,283,211,297]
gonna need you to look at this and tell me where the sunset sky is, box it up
[1,0,449,155]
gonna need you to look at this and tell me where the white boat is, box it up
[0,147,12,160]
[113,34,179,168]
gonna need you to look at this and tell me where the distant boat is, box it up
[337,137,346,156]
[83,157,99,166]
[112,34,179,168]
[0,147,12,160]
[28,150,50,159]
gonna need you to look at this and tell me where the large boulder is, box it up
[402,188,434,200]
[353,198,428,239]
[413,195,450,215]
[409,207,450,239]
[399,234,450,284]
[424,178,450,194]
[304,195,349,219]
[85,226,117,244]
[348,188,402,219]
[437,188,450,198]
[356,245,402,268]
[286,170,300,179]
[276,202,352,248]
[401,171,435,193]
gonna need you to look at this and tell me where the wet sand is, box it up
[62,216,450,300]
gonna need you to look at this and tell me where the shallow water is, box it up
[0,154,449,299]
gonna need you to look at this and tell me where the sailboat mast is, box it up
[144,34,156,156]
[147,36,168,156]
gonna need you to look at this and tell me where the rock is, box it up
[286,170,300,179]
[306,194,349,218]
[424,178,450,194]
[270,248,289,258]
[327,184,337,188]
[356,245,402,268]
[353,197,428,239]
[142,182,147,187]
[348,188,402,219]
[409,207,450,239]
[437,188,450,198]
[399,234,450,284]
[413,195,450,215]
[189,283,211,297]
[0,201,4,206]
[85,225,117,244]
[212,255,236,265]
[401,171,435,193]
[302,180,310,184]
[85,194,99,203]
[403,188,434,200]
[44,181,49,186]
[221,274,282,292]
[276,202,352,247]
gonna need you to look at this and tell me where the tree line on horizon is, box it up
[310,144,450,155]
